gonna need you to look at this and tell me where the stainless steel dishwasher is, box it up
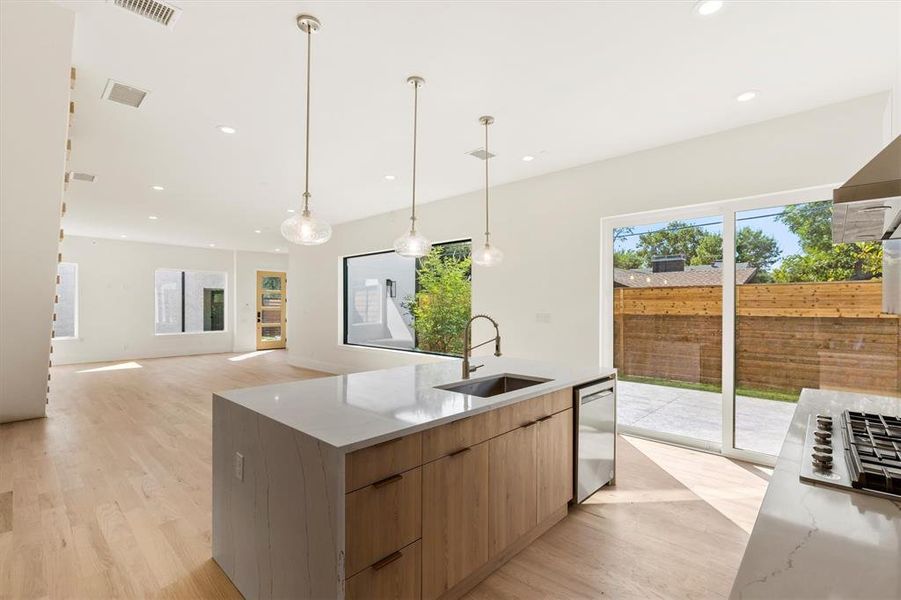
[574,376,616,503]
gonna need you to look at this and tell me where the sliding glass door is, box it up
[612,214,724,452]
[604,186,901,464]
[732,200,899,458]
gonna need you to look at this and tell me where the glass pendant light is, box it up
[472,115,504,266]
[393,76,432,258]
[281,14,332,246]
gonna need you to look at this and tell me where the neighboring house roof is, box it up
[614,263,758,288]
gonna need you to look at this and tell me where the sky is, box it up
[614,205,802,269]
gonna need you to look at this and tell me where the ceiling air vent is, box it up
[467,148,496,160]
[102,79,149,108]
[111,0,182,29]
[71,172,96,182]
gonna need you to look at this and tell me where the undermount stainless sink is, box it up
[436,374,552,398]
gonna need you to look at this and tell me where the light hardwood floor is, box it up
[0,351,767,599]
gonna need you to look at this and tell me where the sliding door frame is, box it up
[601,184,837,466]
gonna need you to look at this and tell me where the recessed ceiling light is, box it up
[218,125,237,134]
[287,208,296,213]
[120,234,127,238]
[736,90,759,102]
[384,174,396,181]
[694,1,724,16]
[274,248,282,252]
[254,229,262,234]
[148,215,158,220]
[151,185,164,191]
[522,155,535,162]
[208,243,216,247]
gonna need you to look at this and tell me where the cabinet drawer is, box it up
[345,467,422,577]
[490,388,572,437]
[346,432,422,492]
[345,540,421,600]
[422,411,493,463]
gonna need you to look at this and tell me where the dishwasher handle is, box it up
[580,390,614,405]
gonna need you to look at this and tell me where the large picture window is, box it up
[154,269,227,334]
[343,240,472,356]
[54,262,78,339]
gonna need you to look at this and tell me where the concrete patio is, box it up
[617,380,796,456]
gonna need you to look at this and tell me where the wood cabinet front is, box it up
[421,442,490,600]
[488,423,538,557]
[537,408,573,521]
[345,467,422,577]
[345,540,421,600]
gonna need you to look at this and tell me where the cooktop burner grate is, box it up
[841,411,901,496]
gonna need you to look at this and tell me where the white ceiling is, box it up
[60,0,898,252]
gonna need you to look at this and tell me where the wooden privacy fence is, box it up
[613,280,901,397]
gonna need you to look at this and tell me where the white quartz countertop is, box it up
[730,389,901,600]
[215,356,613,453]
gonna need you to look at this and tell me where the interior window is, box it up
[154,269,227,334]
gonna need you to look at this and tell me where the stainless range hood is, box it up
[832,134,901,244]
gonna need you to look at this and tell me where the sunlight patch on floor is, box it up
[622,435,767,533]
[227,350,274,362]
[77,361,143,373]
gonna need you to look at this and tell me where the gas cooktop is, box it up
[799,409,901,500]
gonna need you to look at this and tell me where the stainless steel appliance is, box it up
[832,134,900,244]
[574,376,616,503]
[799,409,901,500]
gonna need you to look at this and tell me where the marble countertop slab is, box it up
[730,388,901,600]
[215,356,614,453]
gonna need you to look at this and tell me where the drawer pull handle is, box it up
[372,473,403,488]
[520,420,538,429]
[371,551,403,571]
[449,446,471,457]
[536,415,553,423]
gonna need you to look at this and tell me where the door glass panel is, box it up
[734,201,900,455]
[261,309,281,323]
[261,276,282,291]
[261,325,282,341]
[613,216,724,448]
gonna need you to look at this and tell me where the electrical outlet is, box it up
[536,312,552,323]
[234,452,244,481]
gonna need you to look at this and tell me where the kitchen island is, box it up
[730,388,901,599]
[212,357,614,600]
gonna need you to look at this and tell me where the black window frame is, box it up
[342,239,472,358]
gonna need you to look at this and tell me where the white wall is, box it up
[53,236,287,365]
[234,251,289,353]
[0,1,75,422]
[288,93,891,375]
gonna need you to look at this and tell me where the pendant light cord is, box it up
[303,23,312,213]
[411,81,419,230]
[484,119,490,244]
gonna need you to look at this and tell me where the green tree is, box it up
[613,249,643,269]
[690,228,780,270]
[773,201,883,282]
[403,248,472,355]
[634,221,706,266]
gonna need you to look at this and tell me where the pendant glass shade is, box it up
[393,225,431,258]
[282,14,331,247]
[472,242,504,267]
[281,209,332,245]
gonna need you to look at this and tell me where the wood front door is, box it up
[256,271,286,350]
